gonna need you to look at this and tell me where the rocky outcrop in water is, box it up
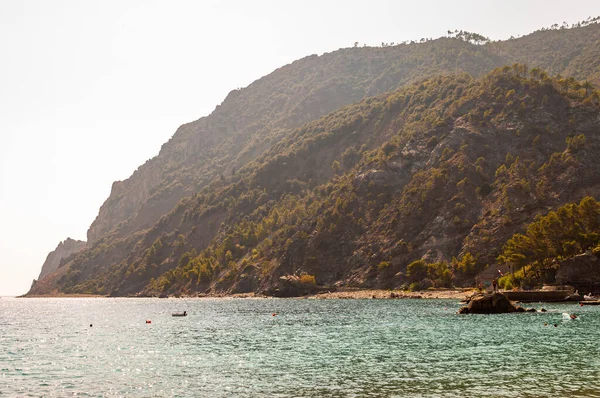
[458,292,519,314]
[38,238,86,279]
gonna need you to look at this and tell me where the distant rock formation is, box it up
[38,238,86,279]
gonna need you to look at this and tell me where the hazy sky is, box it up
[1,0,599,296]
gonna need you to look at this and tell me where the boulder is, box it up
[458,292,518,314]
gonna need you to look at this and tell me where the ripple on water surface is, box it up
[1,298,600,397]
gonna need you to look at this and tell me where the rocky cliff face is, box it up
[37,238,86,280]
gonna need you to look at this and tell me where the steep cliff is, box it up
[37,238,86,280]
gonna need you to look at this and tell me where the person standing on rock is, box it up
[492,278,498,292]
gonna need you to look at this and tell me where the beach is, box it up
[23,288,476,300]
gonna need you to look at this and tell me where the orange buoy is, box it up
[272,313,277,316]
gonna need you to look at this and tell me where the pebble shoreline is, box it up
[23,289,475,300]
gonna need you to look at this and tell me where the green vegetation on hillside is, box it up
[498,197,600,289]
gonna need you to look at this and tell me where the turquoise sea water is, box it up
[1,297,600,397]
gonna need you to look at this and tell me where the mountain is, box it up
[29,22,600,296]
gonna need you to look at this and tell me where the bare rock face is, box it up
[458,292,518,314]
[38,238,86,280]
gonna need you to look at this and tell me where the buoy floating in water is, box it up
[146,320,152,324]
[272,313,277,316]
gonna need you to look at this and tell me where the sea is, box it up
[1,297,599,397]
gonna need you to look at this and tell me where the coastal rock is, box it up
[458,292,519,314]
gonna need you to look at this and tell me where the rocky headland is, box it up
[458,292,539,314]
[37,238,86,280]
